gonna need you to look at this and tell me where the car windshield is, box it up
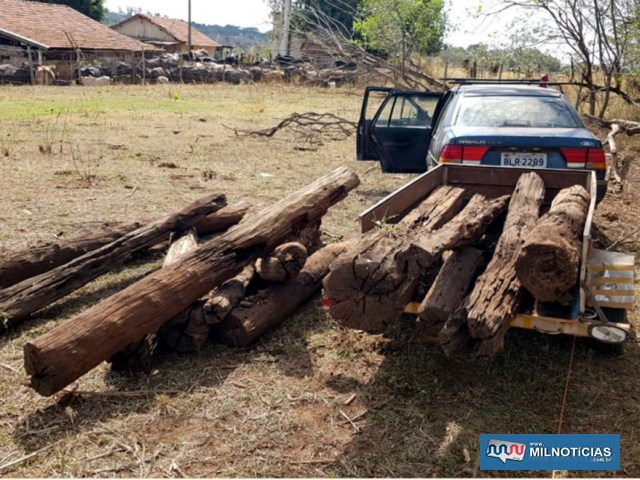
[454,95,580,128]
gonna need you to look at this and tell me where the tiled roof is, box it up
[0,0,160,51]
[116,14,220,48]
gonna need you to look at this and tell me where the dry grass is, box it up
[0,83,639,478]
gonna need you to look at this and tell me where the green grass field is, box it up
[0,83,638,477]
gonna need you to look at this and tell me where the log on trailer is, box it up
[466,172,546,343]
[24,167,359,396]
[0,203,248,291]
[323,190,510,333]
[0,194,228,332]
[417,247,484,337]
[438,299,472,357]
[515,185,591,303]
[322,186,466,333]
[213,241,351,347]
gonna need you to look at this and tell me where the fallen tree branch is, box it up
[584,114,640,135]
[224,112,356,146]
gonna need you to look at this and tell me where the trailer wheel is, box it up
[588,308,628,356]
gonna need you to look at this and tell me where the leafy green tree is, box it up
[36,0,105,21]
[296,0,359,34]
[354,0,447,69]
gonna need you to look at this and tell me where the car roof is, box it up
[454,84,563,97]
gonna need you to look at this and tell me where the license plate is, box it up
[501,152,547,168]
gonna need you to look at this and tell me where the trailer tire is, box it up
[587,308,628,356]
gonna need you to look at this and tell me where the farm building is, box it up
[0,0,159,82]
[111,14,232,59]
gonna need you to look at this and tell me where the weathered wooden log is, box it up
[417,247,484,337]
[109,333,158,374]
[24,167,359,396]
[0,203,248,291]
[398,185,467,230]
[292,221,322,251]
[0,194,228,332]
[255,242,308,282]
[323,191,510,333]
[213,242,351,347]
[515,185,590,303]
[203,264,256,324]
[159,226,320,353]
[438,300,472,357]
[0,222,141,289]
[193,202,249,234]
[157,264,256,353]
[111,229,203,367]
[163,229,199,268]
[321,186,465,334]
[465,173,545,342]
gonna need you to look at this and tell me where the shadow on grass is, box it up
[325,321,639,478]
[11,296,334,452]
[12,343,242,451]
[356,188,395,200]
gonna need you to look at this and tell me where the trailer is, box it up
[358,164,634,349]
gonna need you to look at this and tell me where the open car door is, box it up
[357,86,393,160]
[371,91,443,173]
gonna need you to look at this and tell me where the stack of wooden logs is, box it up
[1,167,359,397]
[323,172,590,357]
[2,167,590,398]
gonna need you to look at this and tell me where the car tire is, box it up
[587,307,628,356]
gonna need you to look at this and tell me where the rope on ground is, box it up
[551,335,577,479]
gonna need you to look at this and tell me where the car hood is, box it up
[446,126,602,148]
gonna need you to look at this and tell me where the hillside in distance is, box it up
[104,8,269,51]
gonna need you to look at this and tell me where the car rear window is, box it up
[454,95,580,128]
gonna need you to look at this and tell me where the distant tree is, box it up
[439,41,563,79]
[488,0,640,117]
[354,0,447,74]
[103,6,142,25]
[296,0,359,34]
[36,0,105,21]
